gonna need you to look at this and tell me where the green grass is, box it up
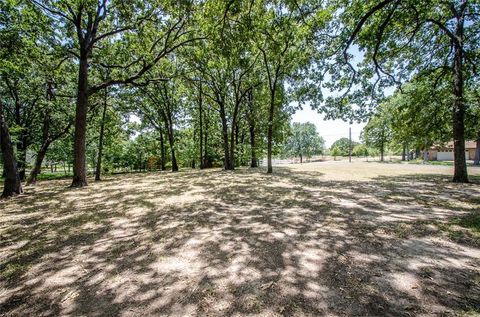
[438,212,480,247]
[407,160,480,167]
[0,172,73,183]
[407,159,453,166]
[454,213,480,233]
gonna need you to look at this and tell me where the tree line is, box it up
[1,0,478,197]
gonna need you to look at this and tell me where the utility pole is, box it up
[349,127,352,163]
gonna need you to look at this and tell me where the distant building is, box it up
[427,141,477,161]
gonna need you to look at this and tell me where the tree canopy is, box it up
[1,0,479,197]
[284,122,325,162]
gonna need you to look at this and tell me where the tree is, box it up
[381,74,453,163]
[31,0,199,187]
[256,2,304,173]
[362,108,392,162]
[330,137,358,156]
[331,146,340,161]
[325,0,480,182]
[0,101,22,197]
[352,144,368,158]
[185,0,261,171]
[0,0,51,193]
[285,122,324,163]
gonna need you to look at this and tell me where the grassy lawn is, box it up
[1,161,480,316]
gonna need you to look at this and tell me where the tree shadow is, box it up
[1,167,479,316]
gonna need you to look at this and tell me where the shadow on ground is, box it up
[1,167,479,316]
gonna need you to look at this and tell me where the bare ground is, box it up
[1,161,480,316]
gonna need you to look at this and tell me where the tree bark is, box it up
[247,90,257,168]
[380,141,385,162]
[220,104,232,170]
[203,105,210,168]
[402,142,406,161]
[0,102,22,197]
[267,91,275,173]
[13,95,27,181]
[198,84,204,169]
[168,130,178,172]
[71,56,89,187]
[159,130,166,171]
[26,141,50,186]
[229,122,236,169]
[229,100,241,169]
[249,123,257,168]
[166,118,178,172]
[451,14,468,183]
[17,140,27,181]
[95,87,108,181]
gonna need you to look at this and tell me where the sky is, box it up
[288,45,367,148]
[291,106,365,148]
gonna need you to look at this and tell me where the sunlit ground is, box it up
[1,161,479,316]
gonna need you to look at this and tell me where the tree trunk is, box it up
[229,122,236,170]
[380,141,385,162]
[247,89,257,168]
[203,106,209,168]
[267,93,275,174]
[159,130,166,171]
[249,122,257,168]
[402,143,406,161]
[220,105,232,170]
[17,139,27,181]
[71,56,89,187]
[26,141,50,186]
[167,127,178,172]
[198,84,204,169]
[95,87,108,181]
[0,102,22,197]
[192,119,196,169]
[300,154,303,164]
[451,19,468,183]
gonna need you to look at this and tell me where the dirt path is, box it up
[1,162,479,316]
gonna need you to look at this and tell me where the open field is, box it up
[1,161,480,316]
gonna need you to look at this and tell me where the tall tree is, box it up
[324,0,479,182]
[0,101,23,197]
[362,106,393,162]
[285,122,325,163]
[31,0,199,186]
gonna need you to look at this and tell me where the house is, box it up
[427,140,478,161]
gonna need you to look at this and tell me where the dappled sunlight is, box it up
[1,162,480,316]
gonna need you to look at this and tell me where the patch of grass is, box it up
[453,213,480,233]
[438,212,480,247]
[407,160,453,166]
[458,307,480,317]
[36,172,73,181]
[0,172,73,183]
[1,263,30,281]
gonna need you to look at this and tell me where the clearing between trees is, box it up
[1,162,479,316]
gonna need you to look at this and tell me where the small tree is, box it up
[352,144,368,159]
[330,137,359,156]
[331,146,341,161]
[284,122,325,163]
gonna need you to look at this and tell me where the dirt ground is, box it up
[1,161,480,316]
